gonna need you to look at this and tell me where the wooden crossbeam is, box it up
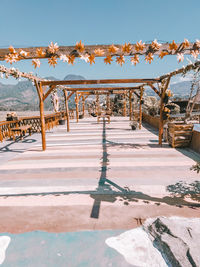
[148,83,161,97]
[64,86,142,92]
[67,91,75,100]
[41,78,159,86]
[0,42,196,61]
[43,85,56,100]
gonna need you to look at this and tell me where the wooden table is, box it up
[11,125,32,140]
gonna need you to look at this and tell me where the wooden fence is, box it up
[0,110,75,142]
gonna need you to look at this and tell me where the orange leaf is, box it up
[32,59,41,68]
[168,40,178,51]
[145,53,154,64]
[75,40,85,53]
[88,54,95,65]
[94,48,105,56]
[67,55,75,65]
[116,55,125,66]
[122,42,132,53]
[135,41,145,52]
[48,56,58,67]
[36,48,46,58]
[130,54,139,66]
[159,51,168,59]
[104,55,113,64]
[108,44,118,54]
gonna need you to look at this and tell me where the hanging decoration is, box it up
[51,89,59,112]
[1,39,200,69]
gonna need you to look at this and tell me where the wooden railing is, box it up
[0,110,75,142]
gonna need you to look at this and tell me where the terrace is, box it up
[0,116,199,232]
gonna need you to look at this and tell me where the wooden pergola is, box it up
[1,42,200,151]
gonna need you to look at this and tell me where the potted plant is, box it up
[130,120,138,130]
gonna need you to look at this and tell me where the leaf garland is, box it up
[3,39,200,68]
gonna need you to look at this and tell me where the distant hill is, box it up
[0,75,194,111]
[0,74,85,111]
[145,80,192,97]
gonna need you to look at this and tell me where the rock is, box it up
[143,217,200,267]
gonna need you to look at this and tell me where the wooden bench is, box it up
[11,125,32,140]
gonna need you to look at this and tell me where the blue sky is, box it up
[0,0,200,84]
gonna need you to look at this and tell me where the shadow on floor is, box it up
[0,136,37,154]
[1,121,199,218]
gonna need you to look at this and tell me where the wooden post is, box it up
[129,90,132,120]
[96,95,100,115]
[35,80,46,151]
[139,87,144,129]
[82,95,85,117]
[159,77,170,146]
[63,90,70,132]
[123,93,127,116]
[75,91,79,123]
[106,93,110,111]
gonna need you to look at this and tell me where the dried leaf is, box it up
[108,44,119,54]
[94,48,105,56]
[32,59,41,68]
[145,53,154,64]
[48,56,58,67]
[168,40,178,51]
[130,54,139,66]
[104,55,113,64]
[122,42,132,53]
[75,40,85,53]
[135,40,145,52]
[116,55,125,66]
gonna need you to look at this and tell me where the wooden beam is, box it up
[63,90,70,132]
[139,88,144,129]
[159,61,200,81]
[148,83,161,97]
[0,42,196,62]
[64,86,142,91]
[67,91,75,100]
[133,91,140,98]
[35,81,46,151]
[43,85,56,101]
[159,77,171,145]
[41,78,159,86]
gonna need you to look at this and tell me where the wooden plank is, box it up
[41,78,159,86]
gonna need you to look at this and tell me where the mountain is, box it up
[0,75,194,111]
[64,74,85,80]
[145,80,193,98]
[0,74,85,111]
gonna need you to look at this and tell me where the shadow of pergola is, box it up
[0,136,37,154]
[0,120,199,219]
